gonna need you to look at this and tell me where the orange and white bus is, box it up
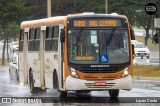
[19,12,135,98]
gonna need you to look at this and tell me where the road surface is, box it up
[0,66,160,106]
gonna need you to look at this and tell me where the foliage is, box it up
[0,0,26,65]
[108,0,160,46]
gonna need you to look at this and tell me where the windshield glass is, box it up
[134,43,146,48]
[67,29,130,64]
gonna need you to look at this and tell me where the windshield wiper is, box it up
[75,28,83,47]
[106,27,117,47]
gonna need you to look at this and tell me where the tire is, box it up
[109,89,119,99]
[29,71,38,94]
[9,69,12,80]
[15,70,19,82]
[53,72,67,98]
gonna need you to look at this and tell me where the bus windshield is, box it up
[67,28,130,64]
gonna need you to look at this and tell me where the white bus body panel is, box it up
[44,52,59,88]
[19,53,24,83]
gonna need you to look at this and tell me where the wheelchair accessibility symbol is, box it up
[100,54,108,63]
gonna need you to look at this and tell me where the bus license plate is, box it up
[94,82,106,86]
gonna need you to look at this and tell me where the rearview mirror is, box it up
[130,27,135,40]
[12,58,17,64]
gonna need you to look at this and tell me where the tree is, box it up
[108,0,159,46]
[0,0,26,65]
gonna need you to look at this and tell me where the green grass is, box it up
[133,65,160,77]
[0,58,11,66]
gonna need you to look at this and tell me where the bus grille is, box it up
[85,83,115,89]
[83,76,116,80]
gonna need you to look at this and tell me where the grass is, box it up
[0,58,11,66]
[133,65,160,77]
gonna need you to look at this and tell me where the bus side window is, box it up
[28,28,35,51]
[19,30,24,52]
[45,27,52,51]
[52,26,59,51]
[34,28,40,51]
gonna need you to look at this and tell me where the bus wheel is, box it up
[53,72,67,98]
[15,70,19,82]
[109,90,119,99]
[29,72,38,94]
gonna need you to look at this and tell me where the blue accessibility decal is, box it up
[100,54,108,63]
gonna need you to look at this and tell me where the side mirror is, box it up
[130,27,135,40]
[12,58,17,64]
[60,30,65,42]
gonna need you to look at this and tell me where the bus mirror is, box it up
[60,30,65,42]
[130,27,135,40]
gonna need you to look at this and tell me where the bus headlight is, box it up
[70,68,79,78]
[121,68,129,78]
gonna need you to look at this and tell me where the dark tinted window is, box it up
[45,27,52,51]
[28,28,35,51]
[19,30,24,51]
[34,28,40,51]
[52,26,59,51]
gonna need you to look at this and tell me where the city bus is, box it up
[19,12,135,98]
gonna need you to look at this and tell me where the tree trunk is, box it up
[1,22,6,65]
[7,35,9,62]
[2,34,6,65]
[144,29,149,46]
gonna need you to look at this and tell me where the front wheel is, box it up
[109,89,119,99]
[53,72,67,98]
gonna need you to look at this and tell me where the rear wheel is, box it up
[9,69,12,80]
[15,70,19,82]
[109,90,119,99]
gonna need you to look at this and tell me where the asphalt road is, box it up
[134,57,160,66]
[0,67,160,106]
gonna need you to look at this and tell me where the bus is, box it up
[19,12,135,98]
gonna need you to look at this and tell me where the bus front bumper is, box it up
[65,75,132,91]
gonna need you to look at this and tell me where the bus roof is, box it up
[20,13,127,29]
[20,16,67,29]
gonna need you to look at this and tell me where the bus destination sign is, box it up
[72,19,122,27]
